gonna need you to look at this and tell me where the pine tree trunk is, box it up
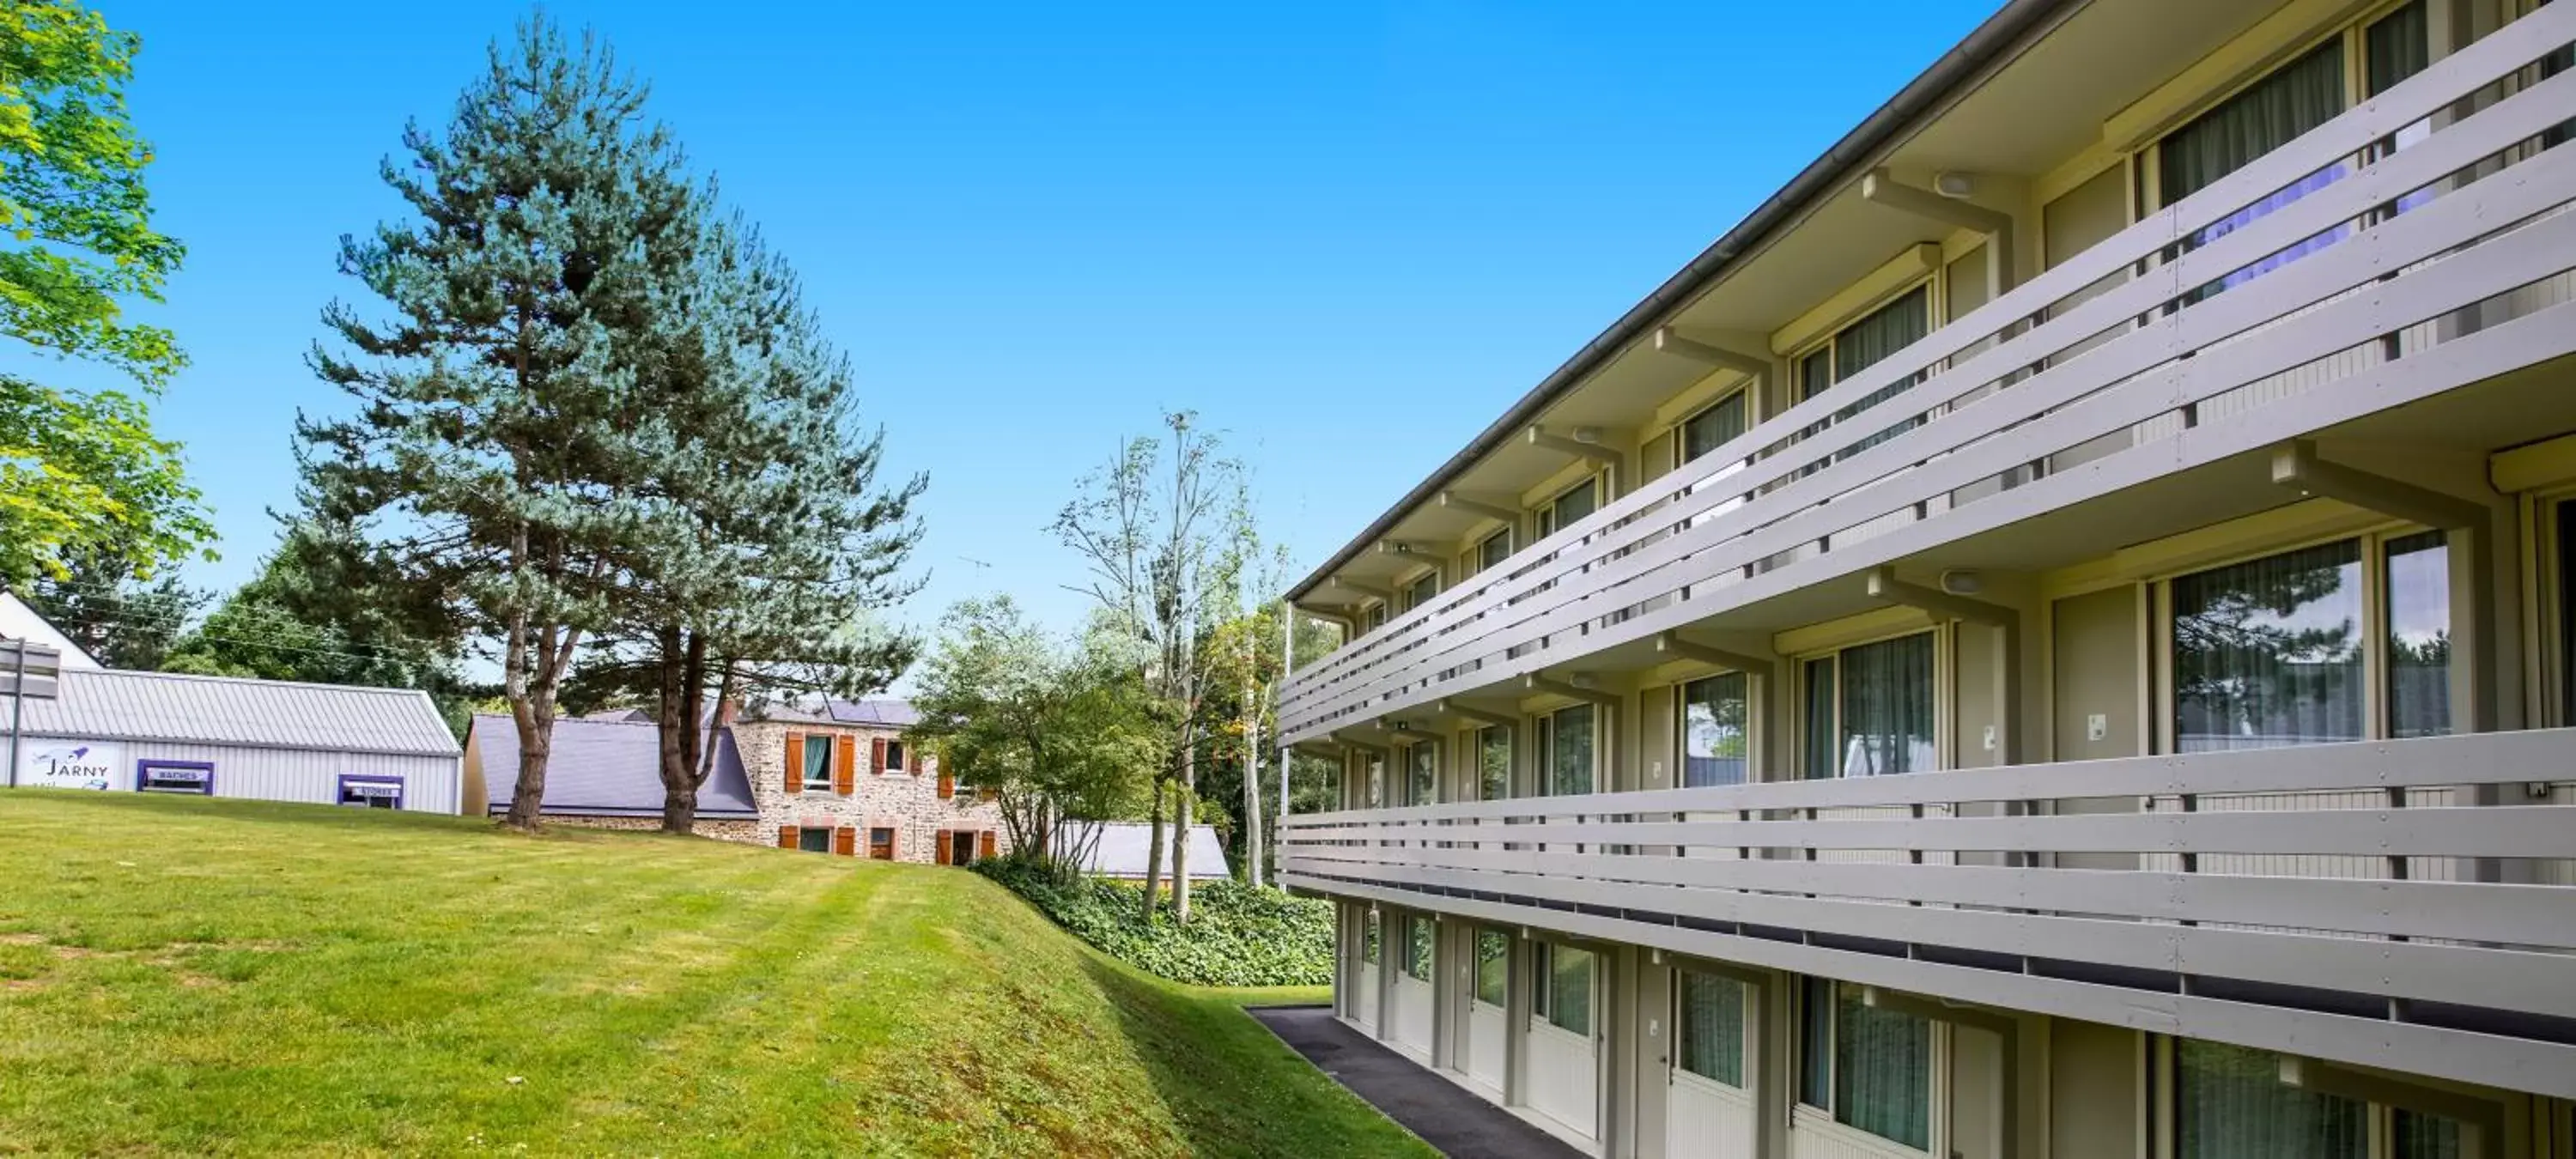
[503,701,553,831]
[1139,779,1165,923]
[656,626,708,834]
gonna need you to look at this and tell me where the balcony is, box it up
[1281,728,2576,1100]
[1280,4,2576,745]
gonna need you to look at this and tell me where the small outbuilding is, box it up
[5,667,462,811]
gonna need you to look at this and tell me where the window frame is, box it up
[2152,525,2450,753]
[1399,913,1433,982]
[1796,628,1945,780]
[1401,738,1439,806]
[335,774,404,810]
[2147,1035,2470,1159]
[800,732,834,790]
[1361,909,1381,965]
[867,826,896,860]
[1476,527,1514,575]
[135,759,214,796]
[1472,928,1510,1008]
[1674,965,1749,1090]
[1403,567,1439,613]
[797,826,834,854]
[1474,723,1512,802]
[1795,976,1941,1153]
[1676,671,1754,789]
[1533,473,1607,540]
[1535,701,1601,798]
[1530,940,1594,1038]
[1789,280,1939,461]
[884,737,906,774]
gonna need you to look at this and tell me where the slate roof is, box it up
[755,697,920,727]
[15,667,458,755]
[471,713,757,818]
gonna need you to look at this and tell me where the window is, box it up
[1799,977,1931,1150]
[868,827,895,859]
[1539,703,1595,797]
[1532,942,1592,1036]
[1478,528,1513,573]
[1476,725,1510,801]
[1796,285,1932,460]
[1405,570,1438,612]
[1362,911,1380,964]
[1364,603,1388,634]
[2170,533,2447,751]
[1400,914,1432,981]
[1680,391,1750,464]
[947,829,978,865]
[1535,476,1601,539]
[1404,740,1437,806]
[1680,672,1750,787]
[136,761,213,795]
[1676,968,1746,1087]
[2151,3,2431,300]
[2167,1040,2463,1159]
[802,734,833,789]
[1802,634,1936,779]
[336,775,403,810]
[884,739,907,772]
[798,827,833,853]
[1473,929,1509,1006]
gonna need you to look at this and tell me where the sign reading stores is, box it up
[17,741,124,791]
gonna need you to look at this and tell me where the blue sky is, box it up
[22,0,1997,641]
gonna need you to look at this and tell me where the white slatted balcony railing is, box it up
[1279,5,2576,744]
[1281,729,2576,1099]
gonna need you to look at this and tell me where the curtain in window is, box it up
[1474,930,1509,1005]
[1407,742,1438,806]
[1407,573,1437,610]
[1547,944,1593,1035]
[1682,392,1750,463]
[1677,969,1746,1086]
[1682,673,1750,787]
[803,738,833,784]
[2162,40,2348,298]
[2385,531,2451,739]
[2366,1,2428,95]
[1836,986,1930,1150]
[1480,531,1512,572]
[1549,705,1595,797]
[1547,480,1598,537]
[1840,634,1935,776]
[1800,976,1834,1108]
[1479,726,1511,801]
[2172,541,2364,751]
[2174,1041,2365,1159]
[2391,1110,2464,1159]
[1833,286,1932,458]
[1802,658,1839,781]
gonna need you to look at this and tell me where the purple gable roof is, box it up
[471,713,757,818]
[756,697,920,727]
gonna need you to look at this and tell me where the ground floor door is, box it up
[1466,926,1509,1095]
[1525,939,1600,1142]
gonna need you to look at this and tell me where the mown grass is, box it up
[0,790,1426,1157]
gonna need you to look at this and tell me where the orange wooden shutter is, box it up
[834,826,855,856]
[977,831,997,859]
[934,830,951,865]
[871,736,888,774]
[783,734,804,793]
[776,825,797,849]
[937,770,954,799]
[832,735,855,795]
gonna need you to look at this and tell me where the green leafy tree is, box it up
[907,597,1159,879]
[1054,412,1253,922]
[161,522,475,735]
[297,18,699,829]
[1,1,210,588]
[15,547,204,669]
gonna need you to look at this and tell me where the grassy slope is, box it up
[0,791,1426,1157]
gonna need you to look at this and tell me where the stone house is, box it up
[464,697,1008,864]
[732,698,1010,865]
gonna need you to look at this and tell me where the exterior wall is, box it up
[536,814,762,842]
[18,735,461,814]
[728,719,1008,862]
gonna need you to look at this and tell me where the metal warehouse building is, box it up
[7,667,462,812]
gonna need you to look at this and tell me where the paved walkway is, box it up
[1250,1005,1584,1159]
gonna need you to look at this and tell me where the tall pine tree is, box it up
[298,18,697,829]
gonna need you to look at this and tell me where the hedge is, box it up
[975,859,1333,987]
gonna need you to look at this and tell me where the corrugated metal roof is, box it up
[757,697,920,727]
[15,668,458,755]
[1060,822,1232,880]
[471,714,756,818]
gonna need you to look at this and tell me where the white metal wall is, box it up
[25,735,463,815]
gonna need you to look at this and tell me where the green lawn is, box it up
[0,790,1426,1157]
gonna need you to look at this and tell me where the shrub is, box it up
[975,858,1332,987]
